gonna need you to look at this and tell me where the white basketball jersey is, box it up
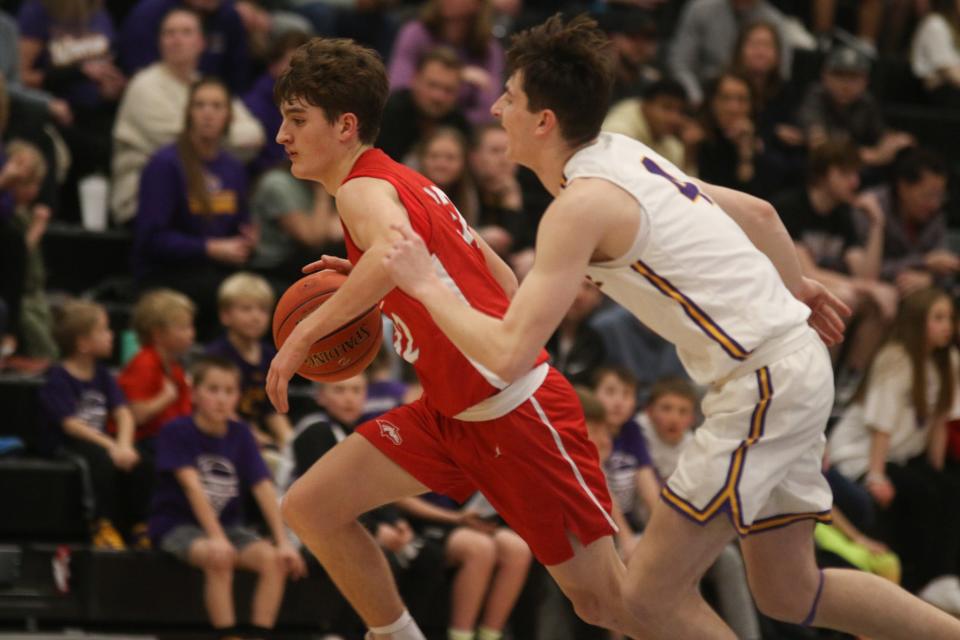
[573,133,811,384]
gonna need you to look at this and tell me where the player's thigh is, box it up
[283,432,429,530]
[624,504,735,606]
[739,519,821,620]
[546,533,624,603]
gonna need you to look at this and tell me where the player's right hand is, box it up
[266,332,310,414]
[302,255,353,275]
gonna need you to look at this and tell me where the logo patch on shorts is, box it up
[377,420,402,445]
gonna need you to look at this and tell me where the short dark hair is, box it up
[506,13,614,147]
[274,37,388,145]
[191,355,241,387]
[592,365,638,391]
[807,140,861,185]
[893,146,949,185]
[416,46,463,73]
[647,377,698,408]
[643,78,688,103]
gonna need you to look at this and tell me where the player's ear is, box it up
[535,109,558,138]
[339,112,359,140]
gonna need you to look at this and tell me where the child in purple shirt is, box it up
[591,366,660,530]
[149,356,305,636]
[37,300,151,549]
[206,273,292,458]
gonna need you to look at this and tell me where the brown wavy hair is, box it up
[506,13,613,147]
[852,288,955,424]
[177,77,233,217]
[730,21,783,112]
[274,37,388,145]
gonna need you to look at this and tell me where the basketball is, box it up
[272,270,383,382]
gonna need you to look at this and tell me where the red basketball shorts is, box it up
[357,367,616,565]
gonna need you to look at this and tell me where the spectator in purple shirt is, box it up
[243,30,309,176]
[119,0,251,93]
[17,0,126,220]
[591,366,660,532]
[133,77,255,340]
[388,0,504,126]
[38,300,152,550]
[149,356,306,637]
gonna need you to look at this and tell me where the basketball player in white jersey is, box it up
[382,14,960,640]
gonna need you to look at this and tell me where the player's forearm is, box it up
[697,181,804,295]
[294,244,394,346]
[417,279,538,382]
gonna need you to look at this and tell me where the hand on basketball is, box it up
[794,277,852,347]
[266,329,310,413]
[303,255,353,275]
[383,224,437,297]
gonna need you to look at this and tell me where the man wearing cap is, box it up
[797,45,914,168]
[668,0,792,106]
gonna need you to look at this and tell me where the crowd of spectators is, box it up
[2,0,960,637]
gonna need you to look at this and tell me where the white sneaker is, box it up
[920,575,960,615]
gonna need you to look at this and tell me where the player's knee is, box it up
[282,480,334,535]
[748,569,820,623]
[569,588,618,629]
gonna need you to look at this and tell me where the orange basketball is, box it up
[272,270,383,382]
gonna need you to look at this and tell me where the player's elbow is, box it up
[754,199,780,227]
[494,351,538,385]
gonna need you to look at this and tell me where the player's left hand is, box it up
[795,277,852,346]
[383,224,439,297]
[266,331,310,414]
[276,542,308,580]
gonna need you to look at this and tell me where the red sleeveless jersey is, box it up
[341,149,548,417]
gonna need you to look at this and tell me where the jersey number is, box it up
[390,313,420,364]
[423,185,475,245]
[642,157,713,204]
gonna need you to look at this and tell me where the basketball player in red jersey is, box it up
[265,39,646,639]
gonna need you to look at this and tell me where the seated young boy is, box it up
[119,289,195,447]
[38,300,151,549]
[149,356,306,638]
[207,273,292,457]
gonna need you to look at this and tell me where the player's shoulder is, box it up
[549,177,637,223]
[337,176,402,211]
